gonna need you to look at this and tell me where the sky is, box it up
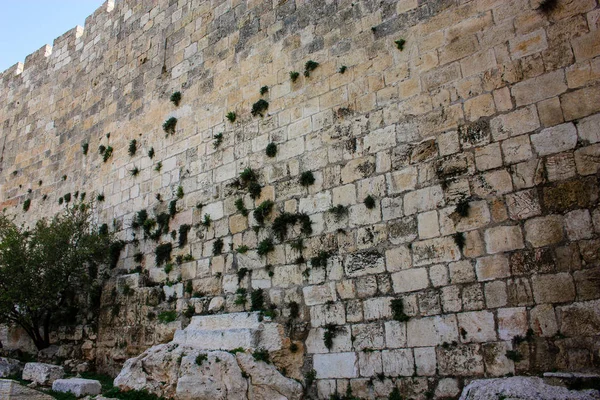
[0,1,103,72]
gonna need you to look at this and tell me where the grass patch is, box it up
[251,99,269,117]
[257,238,274,256]
[299,171,315,186]
[170,91,182,106]
[157,310,177,323]
[163,117,177,134]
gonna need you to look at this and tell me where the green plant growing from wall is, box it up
[455,199,470,217]
[134,252,144,263]
[82,142,89,155]
[248,182,262,199]
[163,117,177,135]
[537,0,558,14]
[323,324,342,350]
[272,212,312,241]
[97,193,105,202]
[176,186,184,199]
[213,132,224,149]
[128,140,137,156]
[178,224,191,248]
[235,198,249,216]
[22,199,31,212]
[389,387,402,400]
[505,350,524,362]
[304,60,319,77]
[290,71,300,82]
[329,205,348,222]
[289,301,300,319]
[364,195,376,209]
[290,239,304,252]
[130,166,140,176]
[213,238,224,255]
[101,146,113,163]
[253,200,274,226]
[252,348,270,363]
[339,65,347,74]
[226,112,236,123]
[98,145,106,154]
[265,142,277,157]
[196,353,207,366]
[236,245,249,254]
[250,288,265,311]
[169,200,177,217]
[390,298,410,322]
[260,86,269,95]
[155,161,162,172]
[311,251,329,268]
[58,197,64,205]
[235,288,247,305]
[157,310,177,323]
[132,209,148,229]
[453,232,466,251]
[257,238,274,256]
[395,39,406,50]
[170,91,182,106]
[148,147,155,159]
[299,171,315,186]
[202,214,211,227]
[63,193,72,203]
[251,99,269,117]
[237,267,249,282]
[155,243,173,266]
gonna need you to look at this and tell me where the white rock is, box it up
[0,358,23,378]
[0,379,53,399]
[22,362,64,386]
[459,376,600,400]
[52,378,101,397]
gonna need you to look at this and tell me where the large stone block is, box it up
[0,379,53,399]
[407,315,458,347]
[313,353,358,379]
[0,358,23,379]
[52,378,102,397]
[22,363,64,386]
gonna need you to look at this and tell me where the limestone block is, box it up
[475,142,503,171]
[385,245,411,272]
[0,358,23,378]
[457,311,497,343]
[310,303,346,327]
[404,186,444,215]
[22,363,64,386]
[52,378,101,397]
[449,260,476,284]
[524,215,564,248]
[490,105,539,140]
[472,169,514,197]
[531,123,578,156]
[502,135,533,165]
[363,297,393,321]
[564,209,594,240]
[476,255,510,281]
[382,349,414,376]
[412,236,461,266]
[482,342,513,377]
[303,283,337,306]
[332,184,356,206]
[436,378,461,398]
[417,211,440,239]
[577,113,600,143]
[313,353,358,379]
[511,70,567,106]
[0,379,53,399]
[575,144,600,175]
[437,344,484,376]
[407,315,458,347]
[358,351,382,377]
[532,273,576,304]
[414,347,437,376]
[484,225,524,254]
[497,307,527,341]
[384,321,407,348]
[556,299,600,337]
[344,251,385,277]
[391,268,429,293]
[506,189,541,220]
[352,323,385,350]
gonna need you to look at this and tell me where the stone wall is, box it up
[1,0,599,397]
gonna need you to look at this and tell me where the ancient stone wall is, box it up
[1,0,599,398]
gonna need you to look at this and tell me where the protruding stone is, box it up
[22,363,64,386]
[0,379,53,399]
[52,378,101,397]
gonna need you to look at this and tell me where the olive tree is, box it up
[0,204,114,350]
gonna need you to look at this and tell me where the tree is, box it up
[0,204,115,350]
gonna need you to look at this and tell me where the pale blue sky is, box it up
[0,1,103,72]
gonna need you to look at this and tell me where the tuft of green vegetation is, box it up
[260,86,269,95]
[265,142,277,157]
[537,0,558,14]
[178,224,191,248]
[289,342,299,353]
[339,65,347,74]
[252,348,270,363]
[395,39,406,51]
[148,147,155,159]
[236,245,249,254]
[235,198,249,216]
[323,324,342,350]
[97,193,105,202]
[299,171,315,186]
[453,232,466,251]
[82,142,89,155]
[132,209,148,229]
[103,387,166,400]
[257,238,274,256]
[98,145,106,155]
[130,166,140,177]
[22,199,31,212]
[390,298,410,322]
[272,212,312,241]
[212,238,224,255]
[155,161,162,172]
[165,262,174,274]
[251,99,269,117]
[389,387,402,400]
[289,301,300,319]
[169,200,177,217]
[176,186,184,199]
[304,60,319,77]
[196,353,207,365]
[58,197,64,205]
[229,347,245,355]
[155,243,173,266]
[329,205,348,222]
[63,193,72,203]
[240,167,258,184]
[170,91,182,106]
[253,200,274,226]
[134,252,143,263]
[364,195,376,209]
[290,238,304,252]
[157,310,177,323]
[237,267,249,282]
[506,350,524,362]
[290,71,300,82]
[311,251,329,268]
[202,214,211,227]
[250,288,265,311]
[455,199,470,217]
[305,369,317,387]
[226,112,236,123]
[163,117,177,134]
[102,146,113,162]
[99,224,109,236]
[248,182,262,199]
[213,132,224,149]
[235,288,247,305]
[128,139,137,156]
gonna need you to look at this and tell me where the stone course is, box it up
[0,0,599,398]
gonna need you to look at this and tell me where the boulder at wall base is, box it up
[0,379,54,399]
[459,376,600,400]
[52,378,102,397]
[22,362,64,386]
[113,343,303,400]
[0,358,24,378]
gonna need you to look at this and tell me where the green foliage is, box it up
[260,86,269,95]
[82,142,89,155]
[248,182,262,199]
[236,245,249,254]
[257,238,274,256]
[155,161,162,172]
[178,224,191,248]
[229,347,245,355]
[202,214,211,227]
[329,205,348,221]
[304,60,319,77]
[538,0,558,14]
[184,304,195,318]
[134,252,143,263]
[289,301,299,319]
[453,232,466,251]
[213,132,224,149]
[109,240,126,269]
[339,65,347,74]
[99,223,109,236]
[240,167,258,183]
[58,197,64,205]
[170,91,182,106]
[455,199,470,217]
[290,239,304,252]
[128,140,137,156]
[148,147,155,159]
[157,311,177,323]
[163,117,177,134]
[46,390,78,400]
[389,387,402,400]
[265,142,277,157]
[364,195,376,209]
[311,251,329,268]
[132,209,148,230]
[235,288,247,305]
[97,193,105,202]
[0,205,114,349]
[196,353,207,365]
[272,212,312,241]
[237,267,249,282]
[63,193,72,203]
[505,350,523,362]
[22,199,31,212]
[235,198,249,216]
[395,39,406,50]
[176,186,184,199]
[98,145,106,155]
[130,166,140,177]
[253,200,274,226]
[290,71,300,82]
[251,99,269,117]
[299,171,315,186]
[155,243,172,266]
[250,288,265,311]
[226,112,236,123]
[169,200,177,217]
[390,298,409,322]
[102,146,113,163]
[212,238,224,255]
[252,348,270,363]
[323,324,342,350]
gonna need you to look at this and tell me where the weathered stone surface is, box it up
[52,378,101,397]
[459,376,600,400]
[0,358,23,379]
[114,344,302,400]
[0,379,53,399]
[22,363,64,386]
